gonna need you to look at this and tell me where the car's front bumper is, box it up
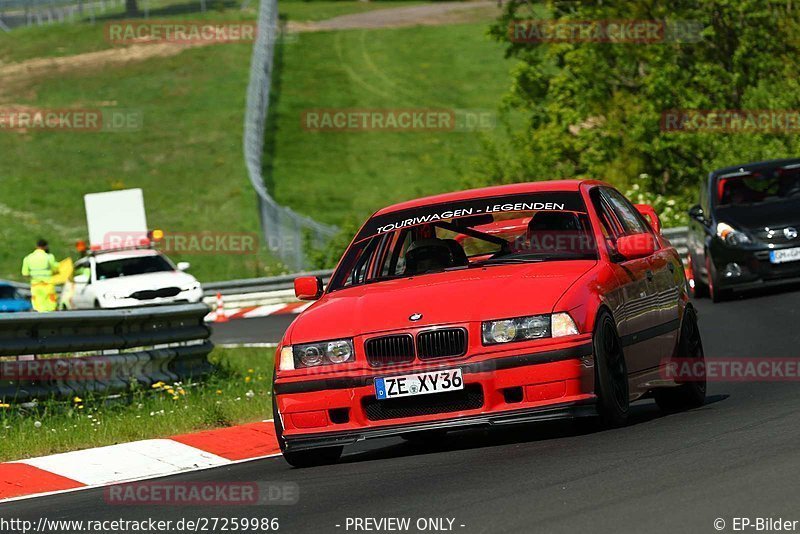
[275,338,596,451]
[284,399,597,452]
[710,240,800,290]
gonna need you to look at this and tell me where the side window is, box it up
[601,188,648,236]
[590,188,625,260]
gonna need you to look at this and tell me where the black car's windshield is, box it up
[329,192,597,291]
[0,286,19,299]
[95,255,174,280]
[716,165,800,207]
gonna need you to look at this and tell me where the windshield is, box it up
[716,165,800,207]
[95,255,174,280]
[0,286,19,299]
[329,192,596,291]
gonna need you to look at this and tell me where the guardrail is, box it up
[0,303,214,403]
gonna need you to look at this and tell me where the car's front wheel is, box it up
[655,307,706,412]
[272,395,343,468]
[593,310,629,427]
[706,255,730,303]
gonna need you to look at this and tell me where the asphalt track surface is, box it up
[4,285,800,534]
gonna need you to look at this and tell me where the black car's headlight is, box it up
[279,339,355,370]
[482,313,578,345]
[716,222,752,246]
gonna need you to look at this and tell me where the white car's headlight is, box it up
[283,339,355,370]
[482,313,579,345]
[182,284,200,291]
[717,222,752,246]
[103,293,119,300]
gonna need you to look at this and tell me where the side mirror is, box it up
[177,261,191,271]
[634,204,661,234]
[617,233,656,260]
[74,274,90,284]
[688,204,705,223]
[294,276,323,301]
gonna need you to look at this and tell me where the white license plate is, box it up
[374,369,463,400]
[770,247,800,264]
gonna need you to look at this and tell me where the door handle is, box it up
[646,270,654,281]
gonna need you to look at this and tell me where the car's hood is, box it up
[287,261,596,343]
[717,201,800,232]
[93,271,198,295]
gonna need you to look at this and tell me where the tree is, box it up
[126,0,139,16]
[471,0,800,205]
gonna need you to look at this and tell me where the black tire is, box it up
[706,255,730,303]
[655,308,706,412]
[593,310,629,427]
[272,395,343,468]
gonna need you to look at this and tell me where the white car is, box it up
[68,249,203,309]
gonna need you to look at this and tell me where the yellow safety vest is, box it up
[21,249,59,283]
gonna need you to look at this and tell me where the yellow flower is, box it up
[151,382,165,389]
[77,405,84,410]
[0,403,10,409]
[179,390,186,396]
[166,388,175,395]
[172,395,180,401]
[247,369,254,374]
[216,390,222,395]
[73,396,83,403]
[245,376,252,383]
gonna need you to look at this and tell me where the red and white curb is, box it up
[205,302,311,323]
[0,421,281,503]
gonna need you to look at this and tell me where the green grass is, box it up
[0,346,275,462]
[269,22,513,225]
[0,8,511,281]
[0,1,423,63]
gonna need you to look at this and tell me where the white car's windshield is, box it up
[95,256,174,280]
[329,192,596,291]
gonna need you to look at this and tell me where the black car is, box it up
[687,158,800,302]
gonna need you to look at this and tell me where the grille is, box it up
[417,328,468,360]
[755,226,800,246]
[129,287,181,300]
[363,384,484,421]
[365,334,415,366]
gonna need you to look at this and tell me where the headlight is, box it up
[716,222,751,246]
[103,293,119,300]
[182,284,200,291]
[482,314,551,345]
[287,339,355,369]
[482,313,579,345]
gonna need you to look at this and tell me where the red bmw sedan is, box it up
[272,180,706,467]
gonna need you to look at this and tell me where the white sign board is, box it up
[84,189,148,250]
